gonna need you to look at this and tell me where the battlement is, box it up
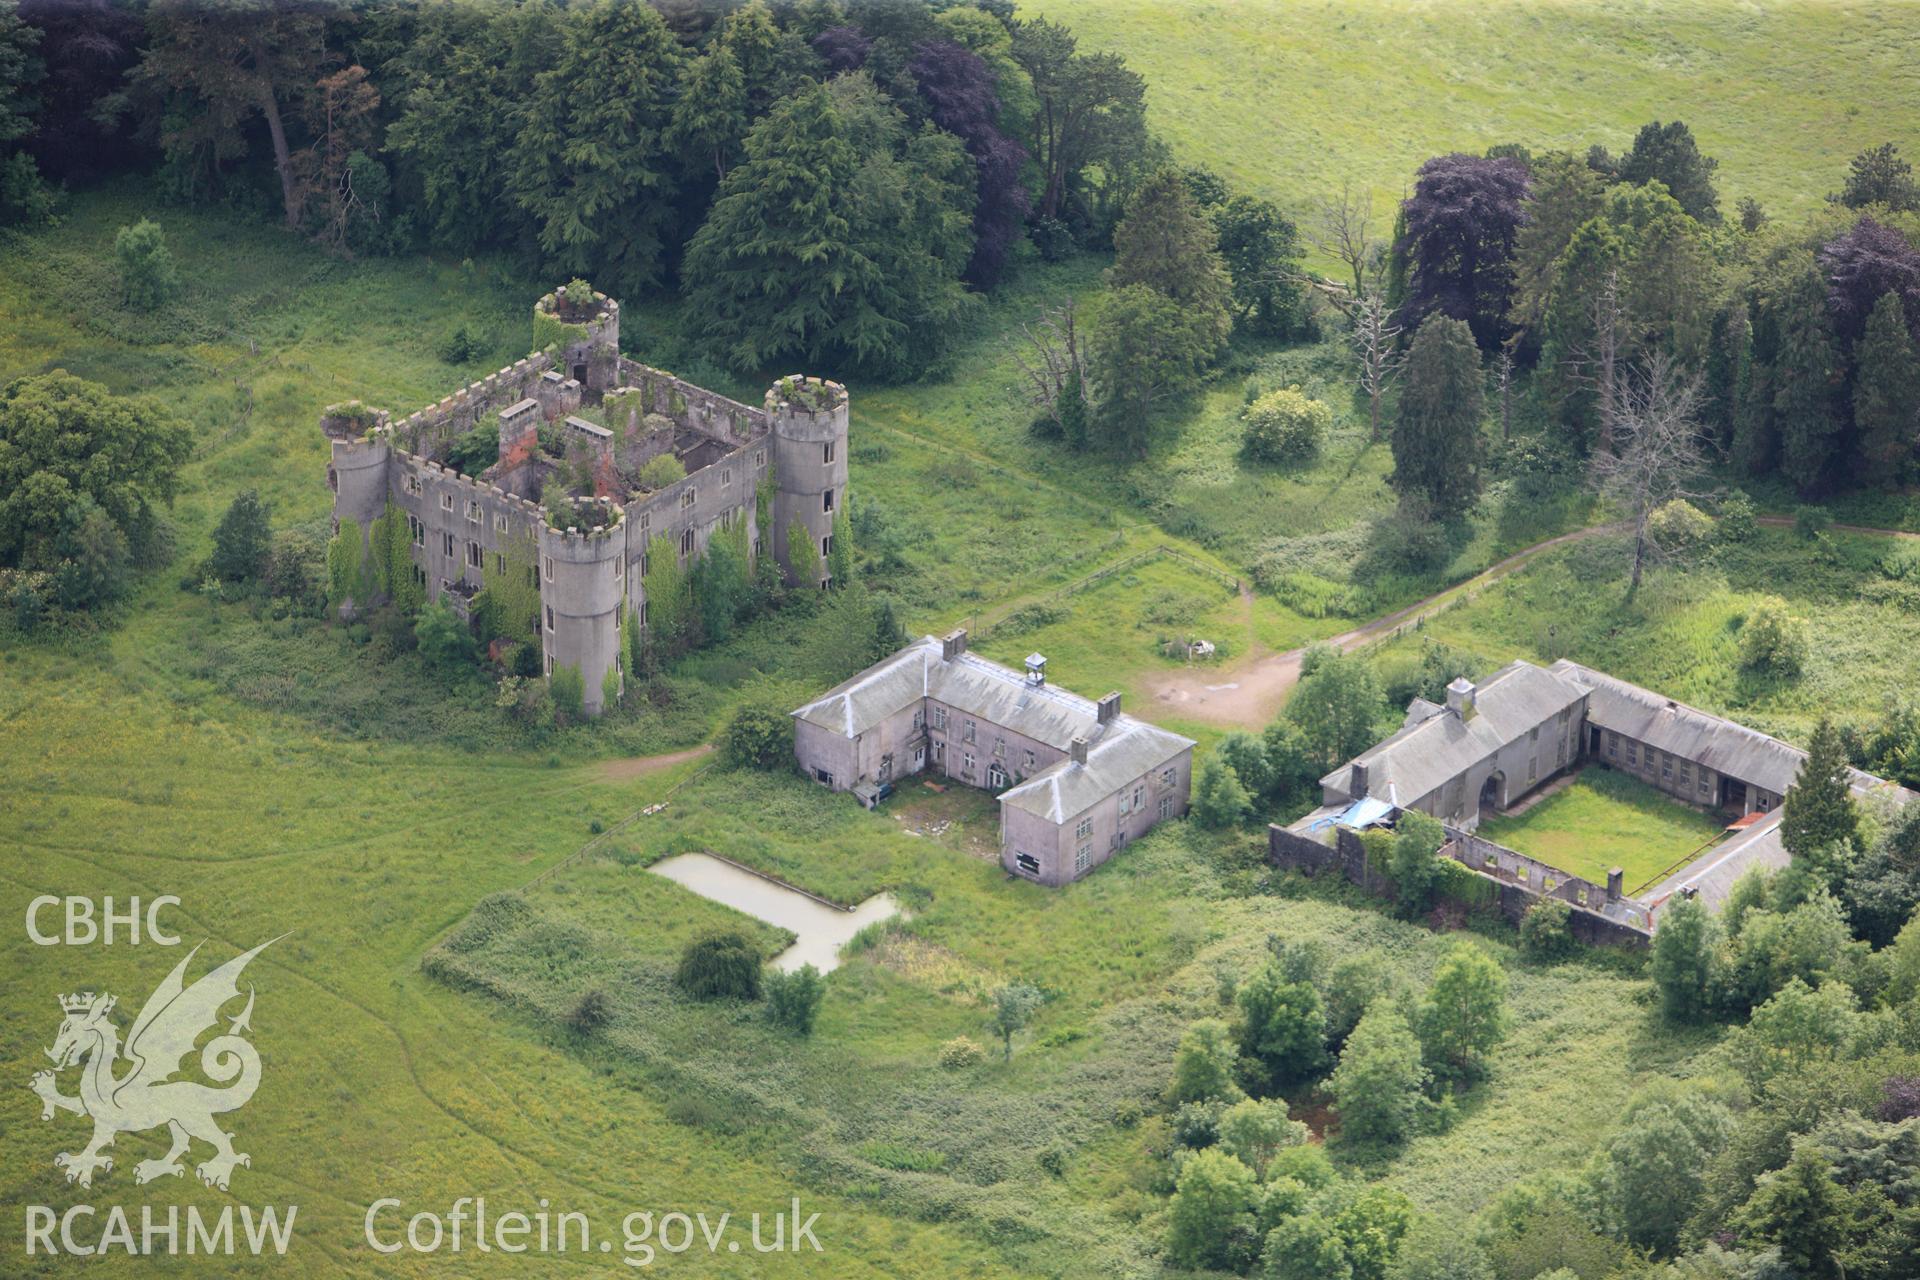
[764,374,849,417]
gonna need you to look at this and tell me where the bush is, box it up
[1739,595,1810,679]
[765,963,825,1035]
[115,219,178,311]
[210,490,273,583]
[1242,386,1332,464]
[1519,897,1575,960]
[414,599,473,671]
[675,930,763,1001]
[1794,504,1834,539]
[1647,499,1714,554]
[1717,489,1757,542]
[439,322,484,364]
[938,1036,985,1069]
[550,663,585,718]
[567,988,612,1033]
[722,699,794,769]
[637,454,686,490]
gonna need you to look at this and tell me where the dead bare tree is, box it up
[1012,301,1081,428]
[1307,181,1376,300]
[1591,349,1707,596]
[1350,294,1402,442]
[1494,343,1516,440]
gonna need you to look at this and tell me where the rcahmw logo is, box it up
[23,937,299,1260]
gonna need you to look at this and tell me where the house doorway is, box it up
[1479,771,1507,819]
[913,745,926,772]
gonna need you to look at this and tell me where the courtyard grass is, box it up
[1026,0,1920,265]
[1479,768,1727,891]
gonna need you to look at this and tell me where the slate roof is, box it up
[1549,661,1812,795]
[1317,660,1587,805]
[792,636,1193,825]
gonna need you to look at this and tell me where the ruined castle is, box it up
[323,284,849,715]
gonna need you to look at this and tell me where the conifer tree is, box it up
[1781,718,1861,859]
[1772,266,1845,492]
[666,46,747,181]
[1392,315,1486,517]
[1852,291,1920,482]
[509,0,682,295]
[1109,168,1234,347]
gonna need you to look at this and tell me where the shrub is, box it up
[1647,499,1714,554]
[210,490,273,583]
[1739,595,1810,678]
[675,930,763,1001]
[722,699,794,769]
[637,454,687,490]
[1192,757,1253,828]
[1717,489,1757,542]
[1242,386,1332,464]
[765,963,825,1035]
[115,219,178,311]
[1794,504,1834,539]
[1169,1017,1244,1105]
[938,1036,985,1069]
[1519,897,1575,960]
[439,322,484,364]
[567,988,612,1033]
[550,663,585,718]
[414,599,473,671]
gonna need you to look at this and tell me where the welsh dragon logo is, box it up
[29,938,278,1193]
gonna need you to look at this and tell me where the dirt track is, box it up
[597,742,715,781]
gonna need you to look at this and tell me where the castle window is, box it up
[467,541,482,568]
[680,528,695,559]
[639,513,649,534]
[821,534,833,559]
[640,600,649,629]
[443,532,455,557]
[466,500,481,522]
[823,489,834,512]
[545,606,553,632]
[408,515,424,546]
[406,476,421,495]
[753,537,763,558]
[721,468,732,487]
[613,557,623,580]
[681,487,696,509]
[641,552,650,576]
[441,493,454,511]
[494,552,504,574]
[543,556,554,581]
[823,441,835,465]
[494,513,508,532]
[754,449,766,467]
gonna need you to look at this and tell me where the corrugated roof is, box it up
[1317,660,1586,805]
[792,636,1193,825]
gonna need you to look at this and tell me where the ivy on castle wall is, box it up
[325,518,373,611]
[787,519,822,587]
[827,502,854,588]
[532,310,588,357]
[641,530,693,657]
[472,530,540,645]
[369,503,424,614]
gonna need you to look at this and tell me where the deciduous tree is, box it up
[1330,1004,1427,1146]
[1416,940,1507,1081]
[1396,153,1530,349]
[1619,119,1719,223]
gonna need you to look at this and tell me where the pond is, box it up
[647,852,903,974]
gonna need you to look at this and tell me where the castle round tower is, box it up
[533,285,621,399]
[321,404,392,617]
[538,501,626,716]
[766,376,850,588]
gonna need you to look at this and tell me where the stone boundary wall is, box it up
[1268,823,1651,948]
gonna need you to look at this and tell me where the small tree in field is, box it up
[115,219,179,311]
[1416,941,1509,1081]
[987,982,1042,1061]
[1242,386,1333,464]
[722,698,794,769]
[1192,756,1252,828]
[210,489,273,582]
[765,963,825,1035]
[1166,1148,1258,1270]
[1740,596,1810,679]
[1330,1004,1428,1146]
[1168,1017,1244,1105]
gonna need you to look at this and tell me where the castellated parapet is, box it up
[766,376,850,588]
[321,288,851,716]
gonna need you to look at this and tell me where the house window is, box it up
[1677,763,1691,788]
[1699,774,1713,797]
[1626,741,1638,766]
[544,606,553,632]
[466,541,482,568]
[815,768,834,786]
[1527,756,1538,783]
[442,531,455,557]
[824,489,834,512]
[1161,766,1176,787]
[441,493,454,511]
[681,487,696,509]
[932,707,948,732]
[1606,731,1619,758]
[1023,749,1036,772]
[962,719,975,744]
[962,750,976,777]
[1157,796,1173,821]
[543,556,554,581]
[1119,791,1132,817]
[1529,726,1539,743]
[1133,784,1144,811]
[823,441,835,465]
[1662,754,1674,780]
[1015,853,1040,877]
[993,737,1006,759]
[988,764,1008,788]
[639,513,650,535]
[912,708,925,730]
[1076,816,1092,840]
[680,528,695,559]
[1074,844,1092,875]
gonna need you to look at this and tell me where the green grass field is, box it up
[1026,0,1920,260]
[1480,768,1727,888]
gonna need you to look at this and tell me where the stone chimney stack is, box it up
[1025,653,1047,687]
[1349,761,1370,799]
[1070,736,1088,765]
[1097,692,1122,725]
[942,629,968,662]
[1606,867,1624,901]
[1446,677,1477,720]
